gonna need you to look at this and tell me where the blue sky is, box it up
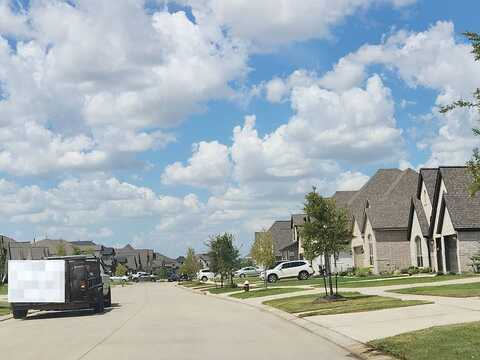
[0,0,479,257]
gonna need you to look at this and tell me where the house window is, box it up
[415,236,423,267]
[368,234,374,266]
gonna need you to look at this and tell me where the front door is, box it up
[445,237,459,273]
[436,239,444,273]
[353,246,364,268]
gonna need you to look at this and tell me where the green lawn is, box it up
[230,287,307,299]
[390,281,480,297]
[264,292,431,317]
[207,286,243,294]
[337,274,479,288]
[268,275,410,287]
[0,284,7,295]
[0,302,10,316]
[369,322,480,360]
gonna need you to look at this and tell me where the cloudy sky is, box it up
[0,0,479,256]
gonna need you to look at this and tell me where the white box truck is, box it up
[8,255,111,319]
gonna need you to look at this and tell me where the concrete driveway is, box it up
[0,283,353,360]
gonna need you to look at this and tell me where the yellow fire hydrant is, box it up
[243,280,250,292]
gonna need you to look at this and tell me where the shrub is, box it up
[407,266,420,275]
[400,268,409,275]
[355,267,371,277]
[419,267,432,274]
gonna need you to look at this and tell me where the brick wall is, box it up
[375,230,411,273]
[458,231,480,272]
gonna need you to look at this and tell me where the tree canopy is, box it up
[250,230,276,288]
[179,247,201,279]
[207,233,240,287]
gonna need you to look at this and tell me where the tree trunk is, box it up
[264,265,268,289]
[325,252,333,296]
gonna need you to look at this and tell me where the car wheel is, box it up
[12,308,28,319]
[298,271,309,280]
[104,288,112,308]
[240,273,246,278]
[201,276,208,282]
[267,274,278,283]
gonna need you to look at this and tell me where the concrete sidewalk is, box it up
[306,277,480,342]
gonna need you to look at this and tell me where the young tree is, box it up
[250,231,275,288]
[441,32,480,195]
[115,263,128,277]
[301,188,352,298]
[207,233,240,287]
[179,248,201,280]
[56,243,66,256]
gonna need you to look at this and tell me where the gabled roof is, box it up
[291,214,306,227]
[332,191,357,207]
[347,169,404,227]
[419,168,438,201]
[362,169,419,230]
[268,220,293,256]
[411,198,430,236]
[437,166,480,229]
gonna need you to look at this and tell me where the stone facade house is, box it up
[408,166,480,273]
[346,168,419,274]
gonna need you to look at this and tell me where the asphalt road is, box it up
[0,283,353,360]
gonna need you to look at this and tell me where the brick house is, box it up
[408,166,480,273]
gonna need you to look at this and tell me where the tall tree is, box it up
[440,32,480,195]
[250,230,275,288]
[179,247,201,280]
[207,233,240,287]
[301,188,351,297]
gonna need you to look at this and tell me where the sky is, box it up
[0,0,479,257]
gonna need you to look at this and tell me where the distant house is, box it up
[408,166,480,273]
[71,240,97,254]
[34,239,76,256]
[115,244,155,273]
[197,253,211,268]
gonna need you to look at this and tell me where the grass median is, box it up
[264,292,431,317]
[337,274,479,288]
[230,287,308,299]
[207,286,243,294]
[369,322,480,360]
[390,281,480,297]
[0,302,10,316]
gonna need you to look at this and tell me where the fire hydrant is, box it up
[243,280,250,292]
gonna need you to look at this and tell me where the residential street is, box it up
[0,283,353,360]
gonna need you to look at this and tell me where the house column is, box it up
[441,236,447,274]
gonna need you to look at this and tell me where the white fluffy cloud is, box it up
[182,0,416,48]
[317,21,480,167]
[0,0,248,176]
[161,141,232,189]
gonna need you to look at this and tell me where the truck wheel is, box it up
[12,308,28,319]
[104,288,112,308]
[95,290,105,314]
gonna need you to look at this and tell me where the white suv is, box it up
[261,260,314,283]
[197,269,215,282]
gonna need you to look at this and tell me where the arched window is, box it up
[415,236,423,267]
[368,234,374,266]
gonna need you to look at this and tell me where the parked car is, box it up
[110,275,129,282]
[167,272,179,282]
[234,266,261,278]
[259,261,286,278]
[260,260,314,283]
[130,271,148,280]
[133,273,157,282]
[197,269,215,282]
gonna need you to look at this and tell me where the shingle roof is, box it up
[347,169,404,227]
[291,214,307,226]
[412,198,430,236]
[437,167,480,229]
[420,168,438,201]
[268,220,293,256]
[363,169,419,230]
[332,191,357,208]
[71,240,96,246]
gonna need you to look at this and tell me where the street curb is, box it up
[177,284,396,360]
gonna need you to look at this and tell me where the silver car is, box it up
[234,266,261,278]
